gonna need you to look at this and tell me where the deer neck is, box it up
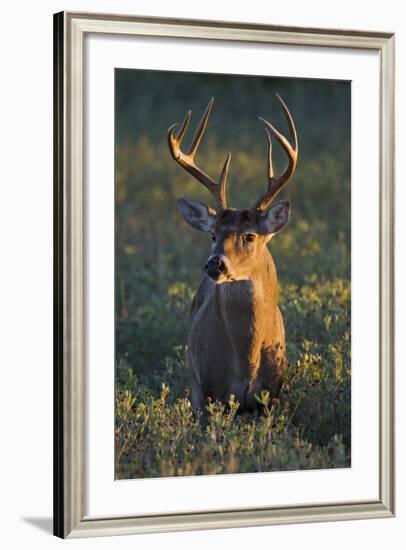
[213,250,278,367]
[210,252,275,385]
[214,248,277,306]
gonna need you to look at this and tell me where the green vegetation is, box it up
[115,70,351,478]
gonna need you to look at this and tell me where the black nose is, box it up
[205,256,225,279]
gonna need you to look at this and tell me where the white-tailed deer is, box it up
[168,95,298,412]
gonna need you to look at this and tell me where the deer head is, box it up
[168,96,298,284]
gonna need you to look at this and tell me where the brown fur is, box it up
[186,210,287,412]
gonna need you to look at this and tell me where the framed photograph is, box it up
[54,11,395,538]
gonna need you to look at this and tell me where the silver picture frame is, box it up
[53,11,395,538]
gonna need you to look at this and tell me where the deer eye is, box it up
[210,232,216,242]
[243,233,256,242]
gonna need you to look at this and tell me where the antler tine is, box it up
[264,127,274,180]
[252,94,298,212]
[218,153,231,208]
[176,110,192,144]
[187,97,214,157]
[276,93,298,150]
[167,98,230,210]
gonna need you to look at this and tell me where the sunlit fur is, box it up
[183,207,288,413]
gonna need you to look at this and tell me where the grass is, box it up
[115,278,350,478]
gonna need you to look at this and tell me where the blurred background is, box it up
[115,68,350,384]
[115,70,351,477]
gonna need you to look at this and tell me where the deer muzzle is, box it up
[205,255,228,281]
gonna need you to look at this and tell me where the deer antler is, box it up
[167,98,231,211]
[252,94,298,212]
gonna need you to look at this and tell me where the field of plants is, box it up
[114,70,351,479]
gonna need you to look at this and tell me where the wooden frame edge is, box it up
[379,33,395,516]
[53,10,65,538]
[63,501,392,538]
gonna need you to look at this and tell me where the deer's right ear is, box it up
[177,198,217,232]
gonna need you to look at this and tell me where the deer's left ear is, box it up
[258,200,291,237]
